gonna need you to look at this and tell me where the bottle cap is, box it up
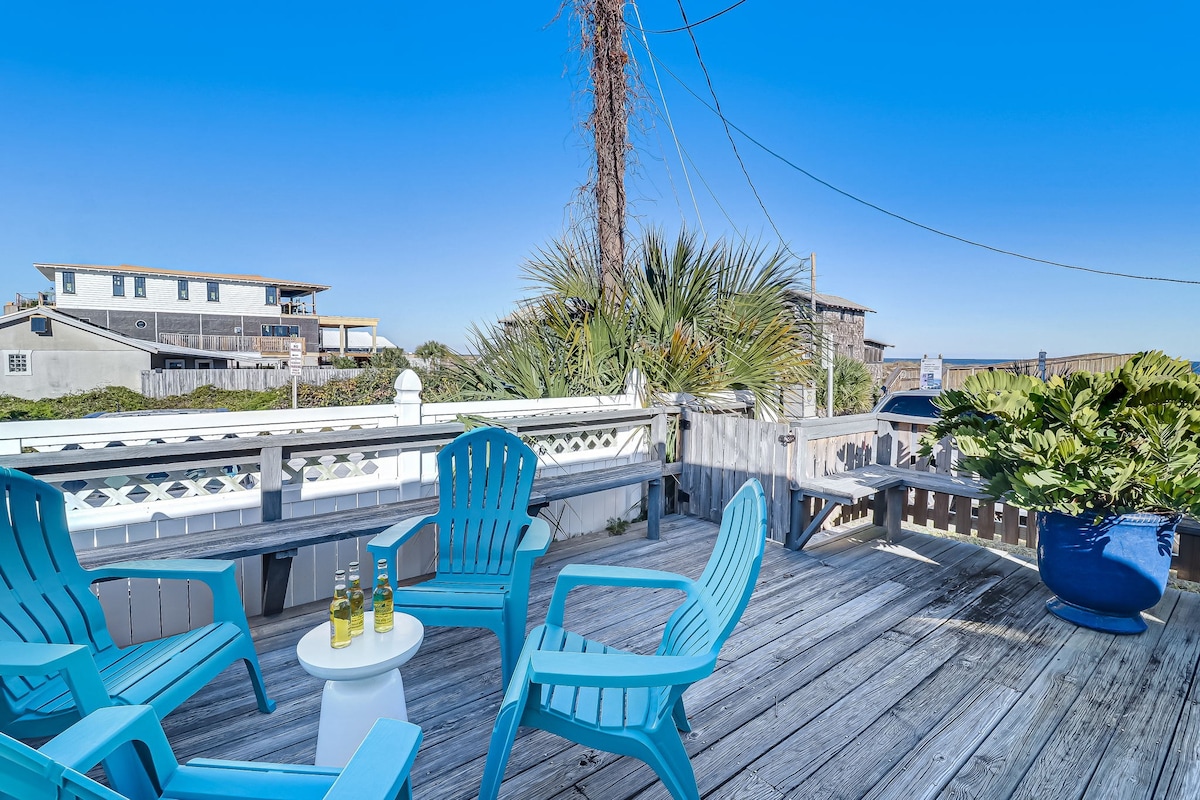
[377,559,387,568]
[335,569,346,577]
[348,561,359,570]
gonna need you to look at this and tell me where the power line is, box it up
[672,0,805,264]
[630,0,706,235]
[627,0,747,35]
[636,45,1200,287]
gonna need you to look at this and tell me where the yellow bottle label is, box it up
[330,594,352,649]
[374,581,394,633]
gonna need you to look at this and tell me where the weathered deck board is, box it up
[86,514,1200,800]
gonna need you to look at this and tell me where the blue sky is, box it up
[1,2,1196,359]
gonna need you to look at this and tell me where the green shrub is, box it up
[921,351,1200,517]
[816,355,875,415]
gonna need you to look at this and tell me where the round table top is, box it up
[296,611,424,681]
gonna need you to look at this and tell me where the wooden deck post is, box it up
[258,445,291,616]
[885,485,904,543]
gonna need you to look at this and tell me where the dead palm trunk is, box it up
[586,0,628,303]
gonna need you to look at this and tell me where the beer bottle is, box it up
[347,561,365,637]
[329,570,352,649]
[373,558,394,633]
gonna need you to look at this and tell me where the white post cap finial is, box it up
[393,369,423,415]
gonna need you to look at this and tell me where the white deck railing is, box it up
[0,371,665,639]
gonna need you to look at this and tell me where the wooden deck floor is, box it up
[156,515,1200,799]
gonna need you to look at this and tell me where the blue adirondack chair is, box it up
[367,426,552,686]
[479,478,768,800]
[0,466,275,742]
[0,704,421,800]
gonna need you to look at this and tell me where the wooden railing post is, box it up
[258,445,292,616]
[648,409,667,536]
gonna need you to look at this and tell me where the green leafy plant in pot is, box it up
[921,351,1200,634]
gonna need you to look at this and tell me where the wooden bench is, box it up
[76,460,665,615]
[786,464,991,550]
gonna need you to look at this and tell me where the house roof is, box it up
[0,306,271,362]
[34,263,329,294]
[864,338,893,348]
[788,290,874,314]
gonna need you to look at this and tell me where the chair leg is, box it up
[242,655,277,713]
[499,613,526,687]
[671,697,691,733]
[644,727,701,800]
[479,693,525,800]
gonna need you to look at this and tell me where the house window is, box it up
[135,320,148,329]
[178,280,189,300]
[113,276,125,297]
[165,359,185,369]
[4,351,31,375]
[266,286,278,305]
[207,282,219,302]
[134,276,146,297]
[63,272,76,294]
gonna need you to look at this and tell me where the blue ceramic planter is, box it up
[1037,510,1179,634]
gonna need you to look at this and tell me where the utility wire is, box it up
[627,0,748,34]
[630,0,706,235]
[672,0,806,265]
[638,44,1200,286]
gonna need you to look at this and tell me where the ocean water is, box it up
[886,358,1018,366]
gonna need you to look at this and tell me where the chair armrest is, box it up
[528,651,715,688]
[87,558,233,583]
[368,514,438,580]
[87,559,249,628]
[39,705,179,787]
[516,517,552,559]
[325,718,422,800]
[0,642,111,716]
[547,564,697,627]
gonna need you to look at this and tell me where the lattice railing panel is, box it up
[283,451,387,485]
[59,461,263,511]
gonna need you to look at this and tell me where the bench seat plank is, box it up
[790,465,991,551]
[75,460,665,616]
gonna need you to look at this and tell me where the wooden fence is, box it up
[678,409,1200,581]
[872,352,1138,391]
[680,409,791,544]
[141,367,361,398]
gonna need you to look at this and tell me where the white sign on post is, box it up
[288,341,304,377]
[920,356,943,390]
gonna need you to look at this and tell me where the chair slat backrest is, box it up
[0,731,126,800]
[658,479,767,661]
[0,468,114,723]
[436,427,538,580]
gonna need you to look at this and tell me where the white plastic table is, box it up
[295,611,424,767]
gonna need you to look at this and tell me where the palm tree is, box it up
[414,340,451,363]
[448,230,813,415]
